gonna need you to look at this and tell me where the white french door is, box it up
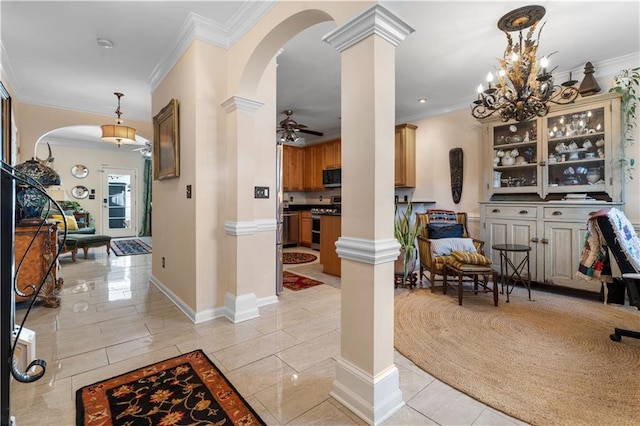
[101,167,137,238]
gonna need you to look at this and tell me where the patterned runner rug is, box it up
[110,239,152,256]
[76,349,265,425]
[283,271,323,291]
[283,252,317,264]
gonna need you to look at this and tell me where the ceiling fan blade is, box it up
[298,129,324,137]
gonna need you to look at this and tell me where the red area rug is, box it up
[283,271,323,291]
[283,252,317,264]
[75,349,264,425]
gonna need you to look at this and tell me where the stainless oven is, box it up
[311,214,321,250]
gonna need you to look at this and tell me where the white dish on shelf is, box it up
[565,193,588,199]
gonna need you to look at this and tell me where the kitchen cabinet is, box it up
[320,215,341,276]
[395,123,417,188]
[300,210,312,247]
[283,145,303,191]
[15,223,63,307]
[484,92,622,201]
[303,144,324,191]
[322,139,341,170]
[480,201,623,292]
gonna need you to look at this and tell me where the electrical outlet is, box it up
[319,195,323,201]
[289,196,293,202]
[254,186,269,199]
[162,257,165,268]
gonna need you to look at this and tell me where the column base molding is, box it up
[224,292,259,323]
[330,357,404,426]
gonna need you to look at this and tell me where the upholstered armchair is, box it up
[416,209,485,291]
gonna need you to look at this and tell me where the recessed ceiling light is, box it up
[418,97,428,104]
[97,38,114,49]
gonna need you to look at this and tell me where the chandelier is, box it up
[101,92,137,146]
[471,5,579,122]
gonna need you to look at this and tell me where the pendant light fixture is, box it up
[101,92,137,146]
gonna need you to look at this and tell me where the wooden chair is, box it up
[416,209,485,291]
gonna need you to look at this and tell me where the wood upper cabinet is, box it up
[283,145,304,191]
[395,124,417,188]
[322,139,341,170]
[303,144,324,191]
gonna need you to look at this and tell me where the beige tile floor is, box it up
[10,241,525,425]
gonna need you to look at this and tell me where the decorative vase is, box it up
[16,187,49,224]
[394,246,417,281]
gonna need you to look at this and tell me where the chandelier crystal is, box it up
[101,92,137,146]
[471,5,579,122]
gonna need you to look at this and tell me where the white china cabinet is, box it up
[480,92,624,291]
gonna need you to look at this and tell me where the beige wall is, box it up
[15,103,151,164]
[47,144,145,235]
[411,83,640,230]
[149,1,373,318]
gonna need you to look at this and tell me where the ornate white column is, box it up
[221,95,270,323]
[323,5,414,425]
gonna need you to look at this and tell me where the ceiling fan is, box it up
[277,110,324,143]
[133,141,152,158]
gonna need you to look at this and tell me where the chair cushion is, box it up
[446,259,493,272]
[430,238,477,256]
[433,255,456,269]
[427,223,464,239]
[451,250,492,265]
[427,209,458,223]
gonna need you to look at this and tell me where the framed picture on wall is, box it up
[153,98,180,180]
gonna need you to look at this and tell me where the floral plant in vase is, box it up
[394,199,423,284]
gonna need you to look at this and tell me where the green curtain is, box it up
[139,158,152,236]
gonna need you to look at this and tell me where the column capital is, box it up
[335,237,400,265]
[322,4,414,53]
[221,95,264,113]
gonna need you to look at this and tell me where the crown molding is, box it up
[149,2,276,92]
[323,4,415,53]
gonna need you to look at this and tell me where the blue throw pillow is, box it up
[427,223,464,239]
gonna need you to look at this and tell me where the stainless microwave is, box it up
[322,168,341,187]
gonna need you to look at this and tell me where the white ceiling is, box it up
[2,1,639,149]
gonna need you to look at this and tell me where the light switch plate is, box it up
[254,186,269,199]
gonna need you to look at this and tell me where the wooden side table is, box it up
[73,211,90,228]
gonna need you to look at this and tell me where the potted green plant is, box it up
[394,199,424,284]
[609,67,639,180]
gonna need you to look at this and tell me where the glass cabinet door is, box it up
[491,120,540,195]
[544,106,606,194]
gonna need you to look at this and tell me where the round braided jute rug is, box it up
[394,288,640,425]
[283,252,317,265]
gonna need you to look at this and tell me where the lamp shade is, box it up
[14,159,62,224]
[14,159,61,187]
[101,124,137,145]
